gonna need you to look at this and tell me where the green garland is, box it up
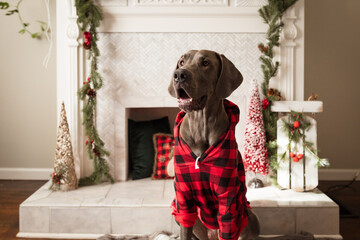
[257,0,298,176]
[75,0,114,186]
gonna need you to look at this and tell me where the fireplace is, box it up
[95,32,267,181]
[56,0,305,181]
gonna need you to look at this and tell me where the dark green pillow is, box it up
[128,117,171,180]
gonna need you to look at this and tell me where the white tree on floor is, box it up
[243,79,269,177]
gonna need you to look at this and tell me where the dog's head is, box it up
[168,50,243,112]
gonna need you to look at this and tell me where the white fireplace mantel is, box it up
[56,0,305,181]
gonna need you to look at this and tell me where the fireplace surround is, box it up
[56,0,305,181]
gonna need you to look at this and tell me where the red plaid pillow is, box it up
[152,133,175,179]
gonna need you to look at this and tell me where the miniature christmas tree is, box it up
[243,79,269,176]
[50,102,78,191]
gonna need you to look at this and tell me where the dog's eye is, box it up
[179,60,185,66]
[202,60,209,66]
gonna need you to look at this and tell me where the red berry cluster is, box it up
[85,139,94,149]
[262,98,270,109]
[83,77,90,85]
[85,139,101,157]
[51,172,62,185]
[258,44,269,53]
[290,152,304,162]
[83,31,91,50]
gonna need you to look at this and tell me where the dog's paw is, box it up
[207,229,219,240]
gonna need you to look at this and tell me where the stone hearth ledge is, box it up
[17,178,342,239]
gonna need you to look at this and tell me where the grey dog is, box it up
[168,50,260,240]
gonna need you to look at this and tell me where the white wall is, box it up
[305,0,360,179]
[0,0,56,179]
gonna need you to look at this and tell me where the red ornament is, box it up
[293,120,300,129]
[292,157,299,162]
[290,152,295,158]
[262,98,270,109]
[84,32,91,42]
[83,32,92,50]
[264,46,269,51]
[85,140,89,145]
[297,153,304,160]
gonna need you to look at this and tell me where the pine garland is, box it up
[75,0,114,186]
[257,0,298,176]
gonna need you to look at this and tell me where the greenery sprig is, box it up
[279,111,329,168]
[258,0,298,176]
[1,0,48,39]
[75,0,114,186]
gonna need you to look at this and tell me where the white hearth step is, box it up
[18,178,342,239]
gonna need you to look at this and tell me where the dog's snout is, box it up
[174,69,189,83]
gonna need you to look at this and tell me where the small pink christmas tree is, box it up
[243,79,269,175]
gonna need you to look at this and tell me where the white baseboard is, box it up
[0,168,52,180]
[1,167,359,181]
[319,168,360,181]
[17,232,103,239]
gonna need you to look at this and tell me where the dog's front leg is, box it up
[180,225,193,240]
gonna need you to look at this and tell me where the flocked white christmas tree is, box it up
[50,102,78,191]
[243,79,269,175]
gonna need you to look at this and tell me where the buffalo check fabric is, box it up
[171,100,249,240]
[152,133,175,179]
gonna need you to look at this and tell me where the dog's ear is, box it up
[168,60,180,98]
[215,54,243,99]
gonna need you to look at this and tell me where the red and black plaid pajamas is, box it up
[171,100,249,240]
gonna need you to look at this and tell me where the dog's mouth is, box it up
[177,88,207,112]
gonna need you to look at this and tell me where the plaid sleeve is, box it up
[215,149,248,240]
[216,170,243,240]
[171,179,198,228]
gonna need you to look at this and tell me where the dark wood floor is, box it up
[0,180,359,240]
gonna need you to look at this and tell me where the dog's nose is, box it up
[174,69,189,83]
